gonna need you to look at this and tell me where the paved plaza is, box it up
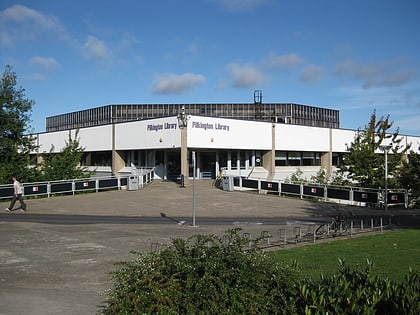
[1,180,419,314]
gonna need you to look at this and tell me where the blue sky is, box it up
[1,0,419,135]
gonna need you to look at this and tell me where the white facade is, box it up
[33,115,420,181]
[187,117,272,150]
[37,125,113,153]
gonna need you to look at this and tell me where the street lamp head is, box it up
[177,105,188,128]
[379,143,392,151]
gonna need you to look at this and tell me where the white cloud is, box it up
[152,73,205,94]
[0,4,62,29]
[30,56,58,70]
[363,72,415,89]
[0,4,65,46]
[227,63,267,88]
[83,35,109,60]
[299,65,324,83]
[334,58,416,89]
[263,53,303,70]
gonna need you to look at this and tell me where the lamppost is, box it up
[379,144,392,211]
[177,106,188,187]
[192,151,196,227]
[177,106,196,226]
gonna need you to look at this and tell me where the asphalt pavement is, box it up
[1,180,419,315]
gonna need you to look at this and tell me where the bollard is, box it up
[278,228,287,247]
[361,219,364,230]
[380,217,383,233]
[371,218,374,229]
[313,228,316,243]
[294,226,302,243]
[261,231,271,245]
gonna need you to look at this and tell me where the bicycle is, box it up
[315,208,355,237]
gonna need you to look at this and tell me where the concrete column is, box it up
[36,155,44,171]
[321,128,333,177]
[112,150,125,175]
[180,126,189,184]
[111,123,125,175]
[263,124,276,179]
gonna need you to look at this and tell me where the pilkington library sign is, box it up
[146,120,231,132]
[191,121,230,131]
[146,122,177,132]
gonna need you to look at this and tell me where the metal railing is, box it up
[227,176,408,208]
[148,216,394,253]
[0,169,155,200]
[253,216,394,250]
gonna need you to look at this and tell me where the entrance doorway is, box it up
[200,152,216,179]
[167,152,180,181]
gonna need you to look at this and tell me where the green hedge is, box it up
[99,229,419,314]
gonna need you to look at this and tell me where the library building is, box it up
[34,91,420,183]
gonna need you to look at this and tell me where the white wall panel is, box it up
[405,135,420,153]
[34,116,420,156]
[275,124,330,151]
[37,126,113,153]
[187,116,272,149]
[115,117,180,150]
[78,125,112,151]
[331,129,356,152]
[37,130,73,153]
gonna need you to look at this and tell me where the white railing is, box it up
[0,169,155,200]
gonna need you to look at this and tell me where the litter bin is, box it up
[127,175,139,191]
[222,176,234,192]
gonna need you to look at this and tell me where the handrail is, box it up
[222,176,408,209]
[0,170,155,200]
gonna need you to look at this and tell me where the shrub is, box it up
[99,231,419,314]
[297,259,420,315]
[99,229,303,314]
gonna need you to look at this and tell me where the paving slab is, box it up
[1,180,419,315]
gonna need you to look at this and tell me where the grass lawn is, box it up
[271,228,420,281]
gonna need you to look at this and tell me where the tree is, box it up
[397,150,420,207]
[338,110,410,188]
[40,130,93,180]
[0,65,38,183]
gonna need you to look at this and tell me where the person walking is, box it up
[5,176,27,212]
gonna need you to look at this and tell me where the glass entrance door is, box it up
[167,152,180,181]
[200,152,216,179]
